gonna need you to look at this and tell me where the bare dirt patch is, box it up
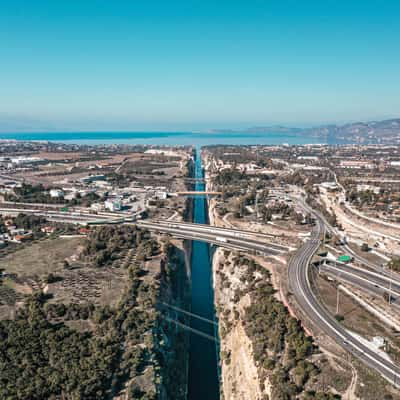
[0,237,83,277]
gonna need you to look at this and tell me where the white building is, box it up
[104,198,122,212]
[91,203,104,212]
[372,336,385,348]
[339,160,375,169]
[297,156,319,161]
[320,182,339,190]
[64,191,78,201]
[155,191,168,200]
[356,184,380,194]
[49,189,64,198]
[10,156,43,165]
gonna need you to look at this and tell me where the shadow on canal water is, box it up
[187,147,220,400]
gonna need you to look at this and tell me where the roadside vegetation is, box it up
[5,182,101,206]
[218,254,341,400]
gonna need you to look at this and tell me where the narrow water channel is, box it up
[187,148,220,400]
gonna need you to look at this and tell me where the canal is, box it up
[187,148,220,400]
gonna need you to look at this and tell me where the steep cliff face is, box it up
[155,241,190,400]
[205,149,265,399]
[153,154,194,399]
[213,248,271,400]
[213,249,343,400]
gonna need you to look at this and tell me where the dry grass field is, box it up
[0,235,129,317]
[0,237,83,276]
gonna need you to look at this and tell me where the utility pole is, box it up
[389,261,393,305]
[255,191,260,219]
[336,284,340,315]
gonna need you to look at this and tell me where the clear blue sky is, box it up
[1,0,400,131]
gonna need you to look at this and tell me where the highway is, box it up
[0,205,288,254]
[342,242,385,273]
[339,241,400,282]
[0,207,135,225]
[322,259,400,293]
[0,207,102,223]
[145,219,279,240]
[2,202,400,384]
[298,197,400,284]
[138,220,288,248]
[288,209,400,387]
[136,220,288,256]
[320,262,400,305]
[296,198,397,276]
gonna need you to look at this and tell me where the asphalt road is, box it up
[296,197,400,280]
[137,221,286,255]
[320,263,400,306]
[342,242,390,274]
[288,210,400,387]
[149,218,278,239]
[321,261,400,296]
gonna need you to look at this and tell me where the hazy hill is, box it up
[213,118,400,143]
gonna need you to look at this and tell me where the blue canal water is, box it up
[187,148,219,400]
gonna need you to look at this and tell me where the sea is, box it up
[0,131,329,146]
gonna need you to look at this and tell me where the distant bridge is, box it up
[175,191,222,196]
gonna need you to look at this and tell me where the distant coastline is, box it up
[208,117,400,145]
[1,117,399,145]
[0,131,325,146]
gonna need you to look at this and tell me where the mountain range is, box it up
[211,118,400,143]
